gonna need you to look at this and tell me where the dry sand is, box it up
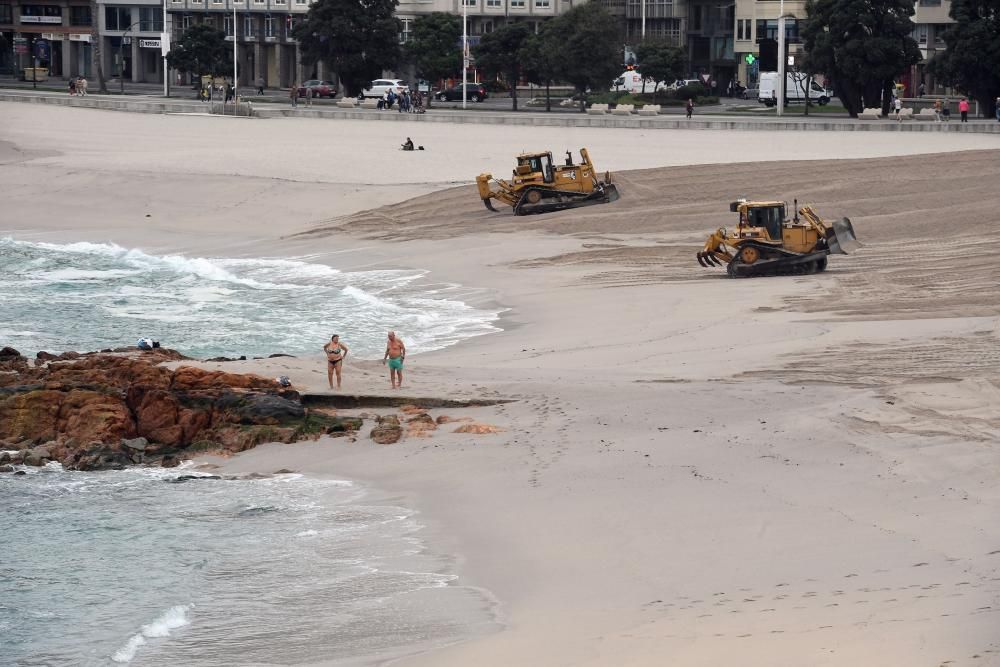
[2,103,1000,666]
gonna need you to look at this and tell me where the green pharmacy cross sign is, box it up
[745,53,756,65]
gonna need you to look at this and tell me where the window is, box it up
[0,4,11,23]
[138,7,162,31]
[535,0,550,7]
[692,5,701,30]
[213,0,222,4]
[933,23,946,44]
[510,0,525,7]
[224,13,233,35]
[462,0,476,6]
[398,17,412,42]
[487,0,501,6]
[912,23,927,43]
[20,4,62,23]
[286,16,297,34]
[755,18,798,43]
[244,15,255,36]
[295,0,306,6]
[918,0,941,5]
[182,13,192,28]
[69,5,91,25]
[265,15,275,36]
[104,6,131,30]
[481,19,493,32]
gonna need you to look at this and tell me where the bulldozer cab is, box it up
[741,203,786,241]
[516,152,555,184]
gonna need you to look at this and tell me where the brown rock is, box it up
[435,415,473,425]
[399,404,426,415]
[161,455,181,468]
[371,415,402,445]
[171,366,277,391]
[0,464,13,473]
[453,423,504,434]
[406,413,437,438]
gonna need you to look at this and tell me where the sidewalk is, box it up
[3,87,999,133]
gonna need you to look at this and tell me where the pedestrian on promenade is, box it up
[323,334,349,389]
[893,96,903,121]
[382,331,406,389]
[959,97,969,122]
[995,97,1000,122]
[290,83,298,108]
[942,98,951,122]
[933,98,943,122]
[68,78,76,95]
[918,82,926,97]
[225,82,234,102]
[256,77,265,95]
[76,76,87,96]
[305,86,313,107]
[685,98,694,119]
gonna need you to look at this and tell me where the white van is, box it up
[611,70,669,93]
[758,71,833,106]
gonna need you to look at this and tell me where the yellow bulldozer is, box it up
[476,148,620,215]
[697,199,860,278]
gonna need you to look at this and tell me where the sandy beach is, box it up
[2,103,999,666]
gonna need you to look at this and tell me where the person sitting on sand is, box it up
[401,137,414,151]
[382,331,405,389]
[323,334,349,389]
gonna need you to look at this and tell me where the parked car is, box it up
[435,83,489,102]
[741,87,759,101]
[297,80,337,98]
[362,78,410,98]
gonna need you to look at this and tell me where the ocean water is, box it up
[0,238,500,359]
[0,462,496,666]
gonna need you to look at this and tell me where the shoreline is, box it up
[4,105,1000,665]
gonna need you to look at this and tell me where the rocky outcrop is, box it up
[0,347,358,470]
[370,415,402,445]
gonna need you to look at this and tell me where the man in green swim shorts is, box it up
[382,331,406,389]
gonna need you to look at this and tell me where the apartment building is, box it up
[910,0,951,93]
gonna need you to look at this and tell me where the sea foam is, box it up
[111,604,192,663]
[0,237,501,359]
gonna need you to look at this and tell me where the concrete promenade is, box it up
[4,89,999,133]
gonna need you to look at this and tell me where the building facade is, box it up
[166,0,311,88]
[98,0,166,84]
[1,0,97,78]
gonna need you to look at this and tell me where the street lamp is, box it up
[119,21,143,94]
[462,0,467,109]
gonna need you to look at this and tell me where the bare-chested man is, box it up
[382,331,406,389]
[323,334,349,389]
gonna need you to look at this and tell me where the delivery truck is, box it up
[758,71,833,106]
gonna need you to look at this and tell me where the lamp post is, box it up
[776,0,785,116]
[641,0,646,39]
[119,21,142,94]
[232,0,238,102]
[462,0,467,109]
[162,0,169,96]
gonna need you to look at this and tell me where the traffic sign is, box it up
[745,53,756,65]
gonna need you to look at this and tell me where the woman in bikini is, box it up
[323,334,349,389]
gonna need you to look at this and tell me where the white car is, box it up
[362,78,410,98]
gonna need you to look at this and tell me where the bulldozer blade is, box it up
[482,198,498,212]
[697,253,709,267]
[602,184,621,203]
[709,254,722,266]
[827,217,861,254]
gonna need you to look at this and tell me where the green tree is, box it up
[801,0,921,116]
[293,0,401,96]
[474,22,532,111]
[548,2,622,112]
[635,41,686,102]
[406,12,462,109]
[167,24,231,84]
[521,24,561,112]
[929,0,1000,117]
